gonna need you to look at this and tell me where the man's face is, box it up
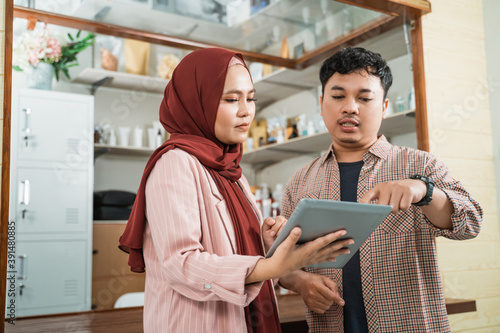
[320,70,388,151]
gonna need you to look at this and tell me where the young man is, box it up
[278,47,482,332]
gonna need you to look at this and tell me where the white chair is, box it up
[113,292,145,308]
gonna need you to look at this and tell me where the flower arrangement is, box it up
[13,25,96,81]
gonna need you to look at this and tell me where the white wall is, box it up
[421,0,500,329]
[483,0,500,233]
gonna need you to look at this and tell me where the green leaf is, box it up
[12,65,23,72]
[63,68,71,80]
[49,30,95,78]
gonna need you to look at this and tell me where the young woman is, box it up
[119,48,352,333]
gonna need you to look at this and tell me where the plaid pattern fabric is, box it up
[282,136,482,333]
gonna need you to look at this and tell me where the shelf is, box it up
[92,111,414,163]
[253,65,320,108]
[73,68,169,94]
[242,131,331,165]
[241,110,415,165]
[73,66,319,106]
[94,143,154,158]
[379,109,415,137]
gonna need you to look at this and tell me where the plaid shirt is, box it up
[281,136,482,333]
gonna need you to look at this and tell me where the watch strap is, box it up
[409,174,434,206]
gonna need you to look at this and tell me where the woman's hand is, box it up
[261,216,287,252]
[246,227,353,284]
[271,227,353,276]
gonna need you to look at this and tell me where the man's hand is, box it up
[359,179,426,214]
[359,179,453,229]
[280,270,344,314]
[298,272,344,314]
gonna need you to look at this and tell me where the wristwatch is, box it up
[409,174,434,206]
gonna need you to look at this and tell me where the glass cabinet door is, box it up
[15,0,390,60]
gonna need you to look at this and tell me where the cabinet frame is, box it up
[1,0,431,325]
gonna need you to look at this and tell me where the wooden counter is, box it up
[277,294,477,323]
[4,295,476,332]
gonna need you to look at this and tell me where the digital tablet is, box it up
[265,198,392,269]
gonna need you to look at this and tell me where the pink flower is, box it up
[14,26,63,69]
[29,53,40,66]
[46,38,62,58]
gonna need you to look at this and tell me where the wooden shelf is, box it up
[94,143,154,158]
[241,110,415,165]
[276,294,477,323]
[73,68,169,94]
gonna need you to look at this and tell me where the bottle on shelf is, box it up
[94,126,101,144]
[396,96,405,112]
[260,183,272,219]
[272,183,283,207]
[276,130,285,144]
[271,183,283,219]
[271,202,280,219]
[408,87,416,111]
[288,124,299,140]
[296,114,307,136]
[108,128,117,146]
[156,129,163,147]
[307,121,316,136]
[254,189,263,215]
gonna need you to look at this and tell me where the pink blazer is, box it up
[143,148,267,332]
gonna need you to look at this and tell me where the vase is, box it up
[26,62,54,90]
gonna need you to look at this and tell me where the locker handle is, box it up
[21,180,30,206]
[18,254,27,280]
[23,108,31,134]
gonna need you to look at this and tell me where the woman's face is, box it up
[214,64,256,145]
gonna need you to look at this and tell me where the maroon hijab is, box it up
[119,48,280,333]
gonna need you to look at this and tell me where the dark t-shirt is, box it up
[338,161,369,333]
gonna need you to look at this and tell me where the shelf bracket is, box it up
[94,6,111,22]
[91,76,113,95]
[93,147,111,163]
[405,111,416,118]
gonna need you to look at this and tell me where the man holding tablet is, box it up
[278,47,482,332]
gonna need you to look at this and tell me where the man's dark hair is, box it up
[320,47,393,99]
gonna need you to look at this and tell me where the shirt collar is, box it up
[366,135,391,160]
[321,135,391,165]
